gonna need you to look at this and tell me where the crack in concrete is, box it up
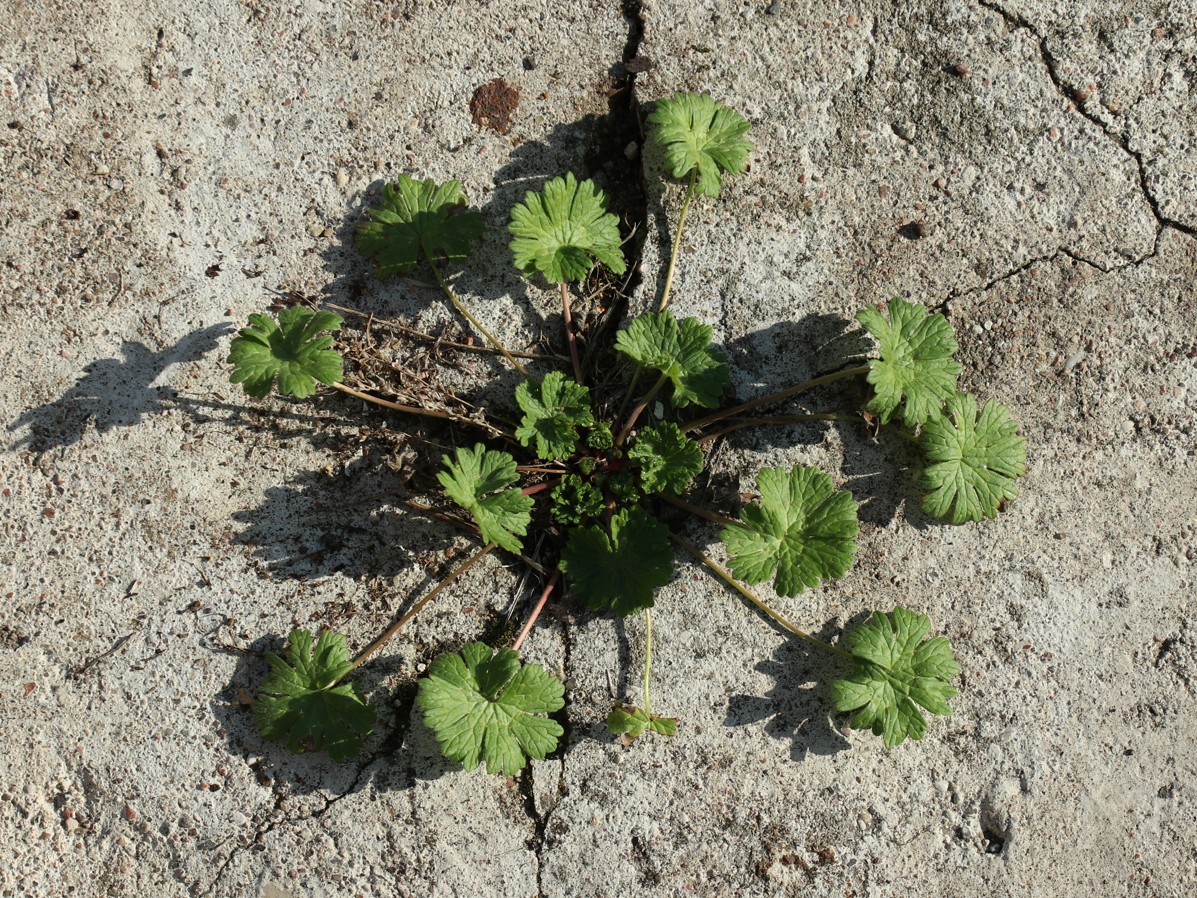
[939,0,1197,304]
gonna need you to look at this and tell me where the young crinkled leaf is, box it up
[856,298,962,426]
[830,607,960,749]
[228,308,344,399]
[514,372,595,460]
[607,704,678,743]
[509,173,627,283]
[255,629,375,762]
[920,392,1027,524]
[615,311,730,408]
[417,642,565,775]
[648,92,753,198]
[437,444,534,554]
[629,422,704,495]
[720,465,859,597]
[355,175,485,278]
[558,507,673,616]
[549,475,605,526]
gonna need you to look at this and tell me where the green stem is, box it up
[659,493,740,529]
[681,365,872,435]
[559,281,584,384]
[670,535,853,661]
[642,609,653,717]
[329,382,509,438]
[347,543,496,673]
[429,259,530,379]
[512,570,561,652]
[615,372,669,447]
[657,172,697,313]
[696,412,860,444]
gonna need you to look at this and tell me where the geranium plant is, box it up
[226,93,1026,772]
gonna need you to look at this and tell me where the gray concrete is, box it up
[1,1,1194,896]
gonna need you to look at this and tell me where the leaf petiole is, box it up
[670,534,853,661]
[559,281,584,384]
[347,542,496,675]
[615,371,669,447]
[511,570,561,652]
[659,493,740,529]
[642,609,654,717]
[696,412,860,444]
[429,258,530,379]
[657,171,697,313]
[681,364,871,434]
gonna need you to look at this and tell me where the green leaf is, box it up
[559,507,673,616]
[437,444,534,553]
[227,308,344,399]
[615,311,730,408]
[585,421,614,451]
[628,422,704,495]
[830,607,960,749]
[254,629,375,762]
[607,704,678,743]
[856,298,963,426]
[720,465,859,597]
[550,475,605,527]
[355,174,485,278]
[514,372,595,460]
[508,173,627,283]
[920,392,1027,524]
[417,642,565,775]
[647,92,753,198]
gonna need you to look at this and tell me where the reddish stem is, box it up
[512,570,561,652]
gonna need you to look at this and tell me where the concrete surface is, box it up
[1,1,1194,896]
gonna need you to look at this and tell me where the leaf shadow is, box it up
[711,313,924,527]
[724,615,868,760]
[7,324,231,452]
[230,460,460,582]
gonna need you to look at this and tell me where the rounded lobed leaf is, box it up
[255,629,375,762]
[615,311,730,409]
[920,392,1027,524]
[648,92,753,198]
[720,465,859,597]
[227,307,344,399]
[514,372,595,460]
[628,422,704,495]
[558,507,673,616]
[857,297,962,426]
[437,444,533,553]
[355,174,485,278]
[508,173,627,284]
[417,642,565,775]
[830,606,960,749]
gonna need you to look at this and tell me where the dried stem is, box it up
[329,381,508,438]
[615,372,669,447]
[681,365,871,434]
[696,412,860,444]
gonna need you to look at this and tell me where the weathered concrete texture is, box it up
[1,0,1195,897]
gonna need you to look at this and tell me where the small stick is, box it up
[329,381,510,438]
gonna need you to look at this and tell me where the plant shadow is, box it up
[8,324,232,453]
[713,312,931,528]
[724,614,870,760]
